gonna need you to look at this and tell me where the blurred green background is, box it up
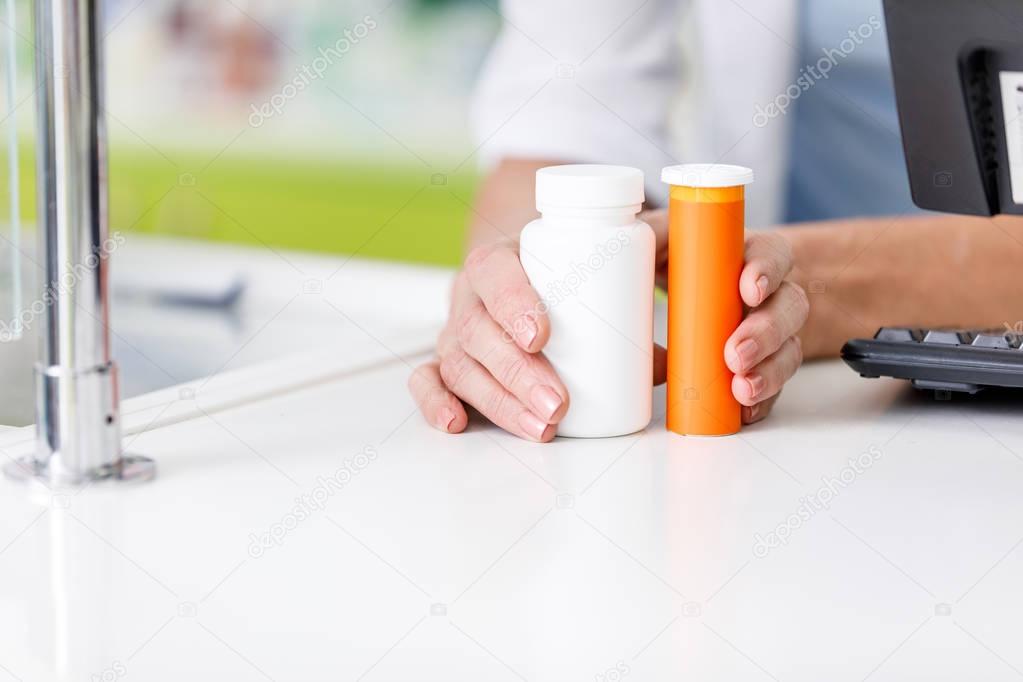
[9,144,478,267]
[1,0,498,268]
[112,153,478,267]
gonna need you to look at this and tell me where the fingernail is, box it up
[746,374,766,399]
[756,275,770,305]
[437,407,456,432]
[518,411,549,440]
[746,403,760,423]
[734,338,759,372]
[531,385,563,422]
[516,318,538,350]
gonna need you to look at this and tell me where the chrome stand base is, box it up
[3,455,156,487]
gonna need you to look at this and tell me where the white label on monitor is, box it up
[1001,71,1023,205]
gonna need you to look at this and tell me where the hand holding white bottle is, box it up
[519,165,655,438]
[407,166,806,441]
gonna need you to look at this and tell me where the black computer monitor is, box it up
[884,0,1023,216]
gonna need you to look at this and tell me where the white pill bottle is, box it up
[520,165,655,438]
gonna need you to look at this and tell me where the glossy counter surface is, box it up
[1,339,1022,680]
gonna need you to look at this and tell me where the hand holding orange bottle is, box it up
[660,164,807,436]
[408,163,810,442]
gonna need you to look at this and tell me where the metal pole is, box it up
[5,0,153,485]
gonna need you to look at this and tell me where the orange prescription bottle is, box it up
[661,164,754,436]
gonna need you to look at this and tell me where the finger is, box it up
[653,343,667,386]
[725,281,810,374]
[740,232,794,308]
[639,208,669,249]
[456,298,569,423]
[732,336,803,407]
[408,361,468,433]
[464,243,548,353]
[743,392,780,425]
[438,346,556,442]
[639,209,669,290]
[639,208,669,261]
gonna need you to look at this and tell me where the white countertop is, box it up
[1,258,1023,681]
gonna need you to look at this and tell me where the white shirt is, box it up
[470,0,810,227]
[471,0,683,207]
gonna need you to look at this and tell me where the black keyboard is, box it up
[841,327,1023,395]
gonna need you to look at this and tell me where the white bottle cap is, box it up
[536,165,645,212]
[661,164,755,188]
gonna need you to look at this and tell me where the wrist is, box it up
[777,227,836,359]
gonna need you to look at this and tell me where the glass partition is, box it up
[0,0,20,344]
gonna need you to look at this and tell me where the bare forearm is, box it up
[467,158,566,249]
[782,215,1023,359]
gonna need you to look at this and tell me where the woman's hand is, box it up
[648,209,809,424]
[409,211,809,440]
[723,231,808,422]
[408,240,569,442]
